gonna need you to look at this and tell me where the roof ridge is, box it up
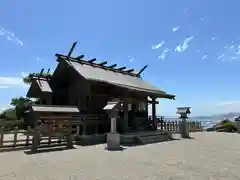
[55,53,140,77]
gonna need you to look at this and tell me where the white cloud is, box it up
[0,85,9,89]
[0,28,23,46]
[0,107,5,113]
[201,54,208,59]
[214,101,240,113]
[20,72,29,77]
[175,36,194,53]
[172,26,180,32]
[217,101,238,106]
[217,54,225,59]
[196,49,200,53]
[197,101,240,115]
[219,43,240,62]
[230,56,238,60]
[157,48,171,60]
[36,56,47,62]
[128,56,134,63]
[0,76,26,88]
[152,41,164,50]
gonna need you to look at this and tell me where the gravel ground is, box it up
[0,132,240,180]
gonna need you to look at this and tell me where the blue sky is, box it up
[1,0,240,116]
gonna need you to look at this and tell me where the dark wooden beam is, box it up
[88,58,97,63]
[55,54,139,76]
[76,55,84,60]
[98,61,107,66]
[125,69,134,73]
[91,93,159,104]
[40,68,44,76]
[117,66,126,71]
[148,100,159,104]
[107,64,117,68]
[67,41,78,58]
[137,65,148,77]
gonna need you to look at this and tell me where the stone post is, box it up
[180,118,189,138]
[104,100,121,150]
[111,117,117,133]
[107,116,120,150]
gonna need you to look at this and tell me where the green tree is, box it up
[9,72,51,119]
[10,97,32,119]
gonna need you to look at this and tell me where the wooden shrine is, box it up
[24,41,176,146]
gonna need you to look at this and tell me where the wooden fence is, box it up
[0,117,203,152]
[0,119,31,149]
[0,119,71,152]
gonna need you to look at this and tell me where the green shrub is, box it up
[216,120,237,132]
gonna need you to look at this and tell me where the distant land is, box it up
[159,112,240,121]
[193,112,240,121]
[158,112,240,129]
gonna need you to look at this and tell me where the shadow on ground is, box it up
[24,146,76,155]
[104,146,127,151]
[0,146,29,153]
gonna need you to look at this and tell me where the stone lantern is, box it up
[176,107,191,138]
[103,100,121,150]
[235,117,240,133]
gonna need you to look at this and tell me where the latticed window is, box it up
[138,102,146,112]
[128,103,132,111]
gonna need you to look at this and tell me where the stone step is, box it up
[137,133,171,144]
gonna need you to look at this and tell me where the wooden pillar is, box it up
[152,97,157,130]
[47,95,52,105]
[66,122,73,148]
[31,127,41,153]
[76,125,80,135]
[145,101,149,129]
[160,116,163,130]
[123,100,128,133]
[132,103,137,129]
[82,123,86,135]
[82,117,87,135]
[145,101,148,115]
[95,124,98,134]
